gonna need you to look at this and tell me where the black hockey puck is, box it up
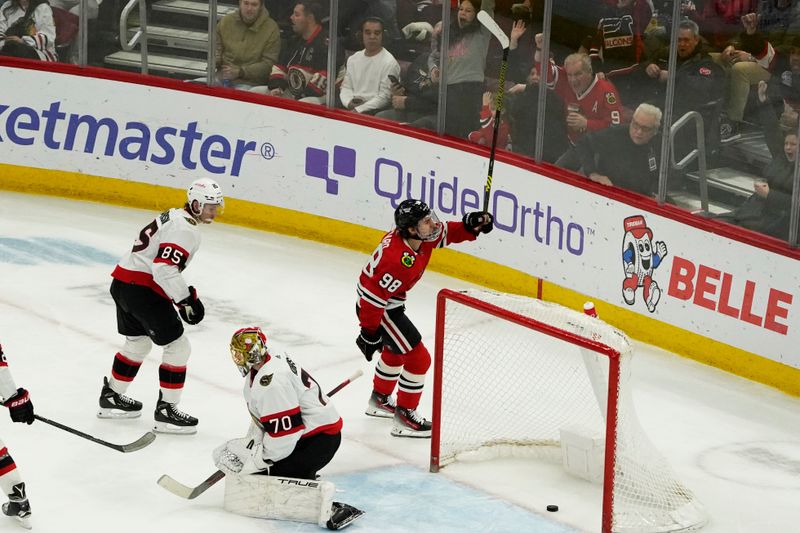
[546,505,559,512]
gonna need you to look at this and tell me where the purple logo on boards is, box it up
[305,145,357,194]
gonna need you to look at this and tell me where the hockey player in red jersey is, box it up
[356,200,493,437]
[97,178,224,434]
[213,327,364,530]
[0,343,34,529]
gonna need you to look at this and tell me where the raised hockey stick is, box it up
[34,414,156,453]
[157,369,364,499]
[477,10,510,213]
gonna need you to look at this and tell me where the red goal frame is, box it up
[430,288,622,533]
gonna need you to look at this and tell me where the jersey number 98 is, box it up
[379,273,402,292]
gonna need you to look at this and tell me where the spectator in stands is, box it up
[555,53,624,146]
[375,33,439,127]
[715,81,795,240]
[253,1,338,104]
[264,0,299,42]
[571,103,662,197]
[467,90,511,148]
[339,16,400,114]
[395,0,442,61]
[757,0,800,45]
[716,13,774,143]
[588,0,652,105]
[505,61,571,163]
[439,0,496,139]
[772,35,800,113]
[338,0,404,57]
[0,0,57,61]
[694,0,758,51]
[215,0,281,90]
[644,19,725,159]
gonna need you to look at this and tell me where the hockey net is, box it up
[430,289,707,533]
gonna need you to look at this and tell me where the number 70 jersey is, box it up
[111,207,200,303]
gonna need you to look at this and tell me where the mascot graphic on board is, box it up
[621,215,668,313]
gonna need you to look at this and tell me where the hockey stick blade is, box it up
[477,11,509,49]
[34,414,156,453]
[157,369,363,499]
[158,470,226,499]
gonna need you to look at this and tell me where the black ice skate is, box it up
[326,501,365,530]
[97,377,142,419]
[153,391,198,434]
[391,406,432,438]
[2,482,31,530]
[364,390,396,418]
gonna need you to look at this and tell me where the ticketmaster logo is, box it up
[304,145,356,194]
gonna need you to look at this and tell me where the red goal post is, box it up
[430,289,707,533]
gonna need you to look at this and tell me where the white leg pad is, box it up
[162,334,191,367]
[121,335,152,361]
[224,474,334,527]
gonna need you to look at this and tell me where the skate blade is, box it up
[97,408,142,419]
[364,407,394,418]
[153,421,198,435]
[390,426,431,438]
[16,515,32,530]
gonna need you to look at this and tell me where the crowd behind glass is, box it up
[4,0,799,245]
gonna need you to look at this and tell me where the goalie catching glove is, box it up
[356,328,382,362]
[463,212,494,235]
[213,437,271,476]
[177,286,205,325]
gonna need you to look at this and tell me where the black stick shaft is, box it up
[483,47,509,213]
[34,414,154,453]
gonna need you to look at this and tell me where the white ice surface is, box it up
[0,192,798,533]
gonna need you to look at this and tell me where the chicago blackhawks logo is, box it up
[259,373,273,387]
[401,252,415,268]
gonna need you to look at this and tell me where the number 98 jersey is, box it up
[356,221,476,332]
[111,207,200,303]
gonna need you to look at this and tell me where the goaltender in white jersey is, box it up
[97,178,223,434]
[213,327,364,530]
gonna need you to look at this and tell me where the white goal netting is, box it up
[431,289,707,533]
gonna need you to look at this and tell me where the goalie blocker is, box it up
[224,474,363,530]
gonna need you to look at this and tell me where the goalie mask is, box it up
[187,178,224,223]
[394,199,442,242]
[230,327,269,377]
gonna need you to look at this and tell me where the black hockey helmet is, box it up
[394,199,442,241]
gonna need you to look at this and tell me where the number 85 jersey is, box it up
[112,207,200,303]
[356,221,476,332]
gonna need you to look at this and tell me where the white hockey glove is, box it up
[402,21,434,41]
[212,438,271,476]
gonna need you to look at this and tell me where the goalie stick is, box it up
[157,368,364,499]
[34,414,156,453]
[477,10,510,213]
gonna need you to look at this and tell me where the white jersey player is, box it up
[0,343,34,529]
[97,178,224,434]
[212,327,364,530]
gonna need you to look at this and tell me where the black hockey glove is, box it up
[356,328,383,362]
[4,388,34,425]
[177,286,205,325]
[463,212,494,235]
